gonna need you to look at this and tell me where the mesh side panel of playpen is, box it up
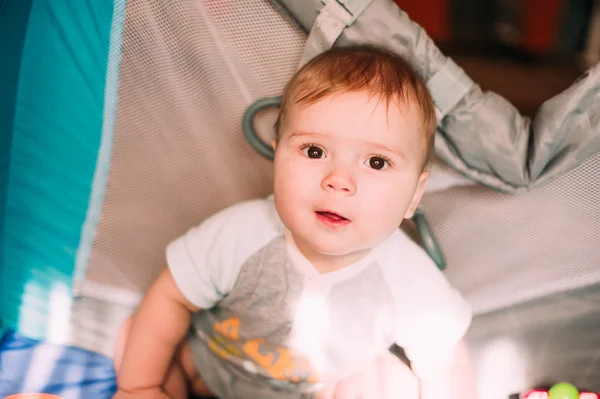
[83,0,600,316]
[83,0,305,296]
[422,153,600,314]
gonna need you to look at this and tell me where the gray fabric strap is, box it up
[299,1,352,67]
[299,0,372,67]
[427,58,474,121]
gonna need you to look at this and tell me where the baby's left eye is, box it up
[366,157,389,170]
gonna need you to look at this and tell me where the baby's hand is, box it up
[317,352,419,399]
[112,387,173,399]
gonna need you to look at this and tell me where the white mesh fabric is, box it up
[84,0,305,294]
[422,153,600,315]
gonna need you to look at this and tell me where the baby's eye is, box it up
[367,156,389,170]
[302,145,325,159]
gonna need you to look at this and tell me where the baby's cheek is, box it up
[370,183,409,219]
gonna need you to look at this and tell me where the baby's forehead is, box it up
[291,97,423,142]
[293,89,420,115]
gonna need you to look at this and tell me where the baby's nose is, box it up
[321,169,356,194]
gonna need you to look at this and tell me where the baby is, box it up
[113,45,473,399]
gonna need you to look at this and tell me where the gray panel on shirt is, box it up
[189,235,396,398]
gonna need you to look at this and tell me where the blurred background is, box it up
[395,0,600,116]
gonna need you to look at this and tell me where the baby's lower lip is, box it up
[315,211,351,227]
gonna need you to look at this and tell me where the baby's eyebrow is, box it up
[370,142,406,160]
[289,131,326,139]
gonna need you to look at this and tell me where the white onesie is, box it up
[167,196,471,398]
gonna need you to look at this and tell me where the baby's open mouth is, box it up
[315,211,350,226]
[316,211,347,220]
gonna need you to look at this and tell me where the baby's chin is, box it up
[307,239,374,259]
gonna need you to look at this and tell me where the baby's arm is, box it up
[116,267,200,396]
[382,230,475,399]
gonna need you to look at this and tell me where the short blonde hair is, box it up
[275,45,436,169]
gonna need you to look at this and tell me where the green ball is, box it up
[548,382,579,399]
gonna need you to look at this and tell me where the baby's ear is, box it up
[404,171,429,219]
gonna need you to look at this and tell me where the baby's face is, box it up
[273,90,429,260]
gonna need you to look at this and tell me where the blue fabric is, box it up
[0,330,117,399]
[2,0,116,339]
[0,0,34,338]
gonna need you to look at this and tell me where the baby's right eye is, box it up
[302,145,325,159]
